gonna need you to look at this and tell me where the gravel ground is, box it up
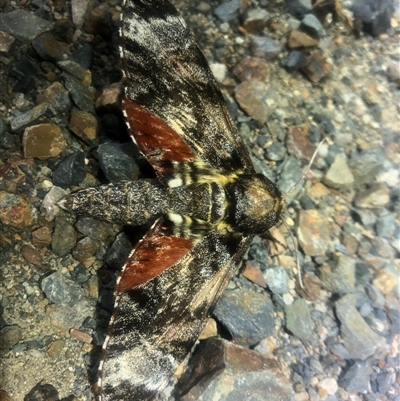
[0,1,399,401]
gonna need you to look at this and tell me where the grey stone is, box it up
[339,361,372,393]
[335,294,386,360]
[51,216,76,256]
[375,211,396,238]
[265,142,287,161]
[263,266,290,294]
[52,152,86,188]
[58,59,87,80]
[285,298,314,341]
[180,338,293,401]
[324,153,354,189]
[62,73,95,114]
[37,81,71,115]
[105,232,132,269]
[301,14,324,38]
[285,0,312,19]
[75,216,113,241]
[213,288,275,346]
[251,36,282,60]
[349,148,385,186]
[0,10,53,40]
[0,325,22,352]
[319,254,355,295]
[10,103,48,132]
[97,142,139,182]
[213,0,240,22]
[41,271,85,307]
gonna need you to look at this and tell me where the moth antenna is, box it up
[281,218,303,289]
[277,137,327,289]
[282,137,327,198]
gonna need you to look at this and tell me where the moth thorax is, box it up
[230,174,282,235]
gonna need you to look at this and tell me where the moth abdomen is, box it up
[59,180,168,226]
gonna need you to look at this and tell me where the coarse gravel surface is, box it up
[0,1,399,401]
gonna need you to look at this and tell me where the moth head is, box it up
[230,174,283,235]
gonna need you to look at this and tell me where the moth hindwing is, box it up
[61,0,283,400]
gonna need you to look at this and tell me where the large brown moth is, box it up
[61,0,283,399]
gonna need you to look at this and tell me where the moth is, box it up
[61,0,283,399]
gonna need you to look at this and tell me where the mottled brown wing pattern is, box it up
[119,0,254,174]
[98,220,252,400]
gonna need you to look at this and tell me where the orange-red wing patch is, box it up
[124,98,196,177]
[116,219,193,294]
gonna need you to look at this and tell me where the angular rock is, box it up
[41,186,68,221]
[285,298,314,341]
[372,268,398,296]
[251,36,282,60]
[242,8,268,33]
[71,0,93,27]
[22,123,66,159]
[213,288,275,346]
[58,59,88,81]
[0,324,22,352]
[36,82,71,115]
[72,236,100,262]
[105,232,132,269]
[354,183,390,209]
[285,0,312,19]
[301,52,332,82]
[235,81,271,124]
[263,266,290,295]
[296,274,321,301]
[209,62,227,83]
[97,142,139,182]
[32,32,68,62]
[0,10,53,40]
[0,30,15,54]
[41,271,85,307]
[301,14,324,38]
[51,216,76,256]
[297,209,330,257]
[265,142,286,161]
[52,152,86,188]
[287,125,316,160]
[349,148,385,186]
[179,338,292,401]
[75,216,113,241]
[335,294,386,360]
[11,104,48,132]
[352,0,394,37]
[21,245,45,266]
[24,382,59,401]
[0,191,37,228]
[95,83,123,110]
[69,107,99,143]
[319,254,356,295]
[213,0,240,22]
[233,56,269,82]
[83,3,113,36]
[32,226,52,248]
[62,73,95,114]
[282,50,307,71]
[277,156,303,196]
[375,211,396,238]
[287,30,318,48]
[339,361,373,393]
[242,262,267,288]
[324,153,354,189]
